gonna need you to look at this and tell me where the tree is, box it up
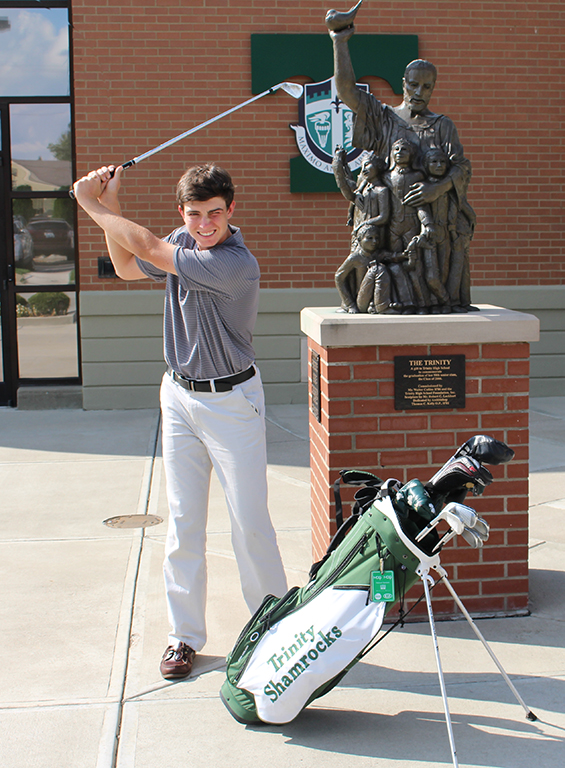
[47,124,72,162]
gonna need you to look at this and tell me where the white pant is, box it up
[160,369,288,651]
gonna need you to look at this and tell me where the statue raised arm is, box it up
[325,3,473,210]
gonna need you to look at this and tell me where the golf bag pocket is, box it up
[233,586,386,724]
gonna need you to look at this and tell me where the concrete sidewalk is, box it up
[0,400,563,768]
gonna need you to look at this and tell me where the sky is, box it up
[0,8,70,161]
[10,103,71,161]
[0,7,70,97]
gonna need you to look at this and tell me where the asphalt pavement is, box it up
[0,399,563,768]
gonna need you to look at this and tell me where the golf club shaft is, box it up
[69,83,288,199]
[137,87,280,164]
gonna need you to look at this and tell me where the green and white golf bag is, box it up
[220,435,515,727]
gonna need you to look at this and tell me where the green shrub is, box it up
[27,292,70,316]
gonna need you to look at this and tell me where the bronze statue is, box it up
[328,2,477,314]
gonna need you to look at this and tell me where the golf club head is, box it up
[472,517,490,541]
[444,510,465,535]
[461,527,484,548]
[445,502,478,529]
[415,502,472,542]
[277,82,304,99]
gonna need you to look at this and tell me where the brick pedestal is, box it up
[300,305,540,618]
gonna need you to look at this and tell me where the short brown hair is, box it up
[176,163,235,208]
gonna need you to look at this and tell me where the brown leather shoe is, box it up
[160,643,195,680]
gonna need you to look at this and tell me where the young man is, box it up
[73,163,288,679]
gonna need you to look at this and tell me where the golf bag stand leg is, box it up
[421,572,460,768]
[438,573,538,721]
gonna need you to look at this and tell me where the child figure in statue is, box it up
[385,138,434,313]
[335,222,380,313]
[404,147,454,313]
[333,147,415,313]
[332,147,390,244]
[336,222,413,314]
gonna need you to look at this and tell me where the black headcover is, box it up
[427,455,493,496]
[454,434,515,465]
[425,434,513,508]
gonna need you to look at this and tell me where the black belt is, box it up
[168,365,255,393]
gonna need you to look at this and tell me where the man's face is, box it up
[403,67,436,114]
[179,196,235,249]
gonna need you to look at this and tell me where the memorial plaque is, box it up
[394,355,465,410]
[311,350,321,422]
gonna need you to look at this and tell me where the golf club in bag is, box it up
[221,435,537,768]
[69,81,303,198]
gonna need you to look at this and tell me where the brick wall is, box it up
[308,337,530,617]
[71,0,565,291]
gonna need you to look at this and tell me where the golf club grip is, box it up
[68,160,134,199]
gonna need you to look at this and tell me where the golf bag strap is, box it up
[309,513,360,579]
[333,475,346,530]
[311,469,384,580]
[333,469,383,529]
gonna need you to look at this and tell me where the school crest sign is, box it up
[290,77,369,174]
[249,32,419,191]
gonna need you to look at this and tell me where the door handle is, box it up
[2,264,14,290]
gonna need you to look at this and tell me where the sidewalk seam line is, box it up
[95,411,161,768]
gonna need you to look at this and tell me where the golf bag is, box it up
[220,434,513,726]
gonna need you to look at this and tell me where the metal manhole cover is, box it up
[103,514,164,529]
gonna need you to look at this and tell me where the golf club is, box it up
[461,526,485,548]
[416,502,477,542]
[473,516,490,539]
[432,512,489,552]
[69,81,304,199]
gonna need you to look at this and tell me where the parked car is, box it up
[13,215,34,268]
[26,217,75,271]
[27,217,74,255]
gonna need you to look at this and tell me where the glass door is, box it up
[0,2,78,406]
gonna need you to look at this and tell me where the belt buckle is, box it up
[173,370,195,392]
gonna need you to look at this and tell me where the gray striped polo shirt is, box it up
[135,225,259,380]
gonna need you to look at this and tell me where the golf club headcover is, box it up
[394,479,437,522]
[392,479,440,554]
[454,434,515,465]
[425,455,493,509]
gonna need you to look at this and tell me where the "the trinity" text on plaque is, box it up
[394,355,466,410]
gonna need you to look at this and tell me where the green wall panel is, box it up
[251,34,418,95]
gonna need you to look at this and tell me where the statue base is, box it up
[300,304,540,618]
